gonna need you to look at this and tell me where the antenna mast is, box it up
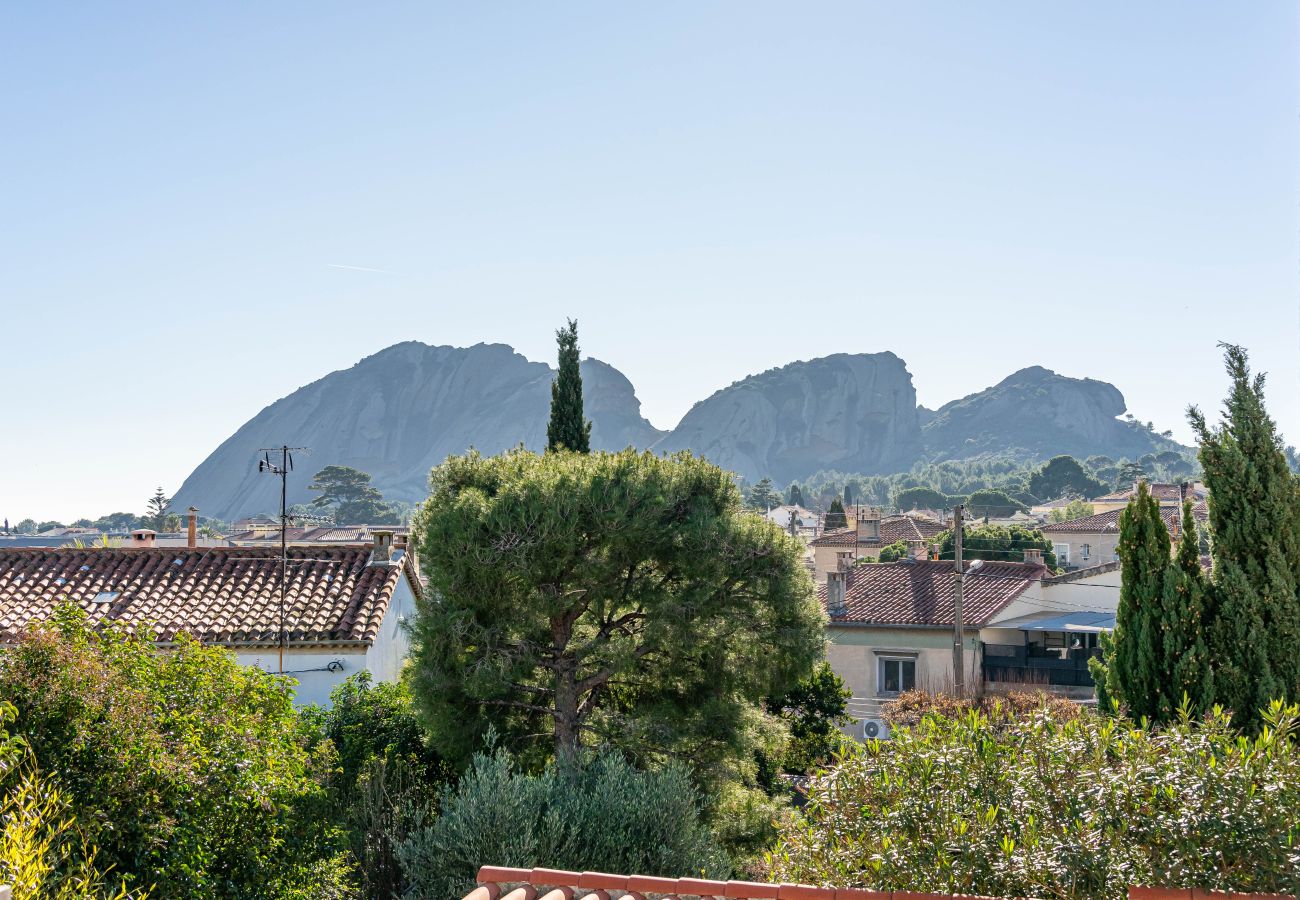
[258,445,308,673]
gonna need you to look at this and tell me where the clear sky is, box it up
[2,2,1297,523]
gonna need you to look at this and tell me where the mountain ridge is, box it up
[171,342,1186,520]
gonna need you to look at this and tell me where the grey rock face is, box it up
[921,366,1180,462]
[170,342,664,521]
[651,353,925,484]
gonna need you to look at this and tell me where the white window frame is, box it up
[876,655,917,696]
[1053,542,1071,565]
[1080,542,1091,560]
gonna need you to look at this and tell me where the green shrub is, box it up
[768,702,1300,899]
[881,689,1082,728]
[0,607,352,899]
[396,748,729,899]
[304,674,453,900]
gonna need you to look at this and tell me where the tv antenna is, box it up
[257,446,310,673]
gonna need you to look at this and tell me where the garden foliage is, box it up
[769,702,1300,899]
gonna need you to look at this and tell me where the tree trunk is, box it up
[551,615,580,760]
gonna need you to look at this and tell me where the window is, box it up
[1053,542,1071,564]
[878,657,916,695]
[1081,543,1091,560]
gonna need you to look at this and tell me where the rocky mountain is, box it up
[651,353,925,484]
[171,342,664,522]
[921,366,1183,463]
[174,345,1186,521]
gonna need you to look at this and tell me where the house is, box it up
[1089,481,1207,513]
[981,561,1121,697]
[819,547,1121,732]
[761,504,819,537]
[808,510,945,582]
[1041,503,1207,570]
[819,546,1052,723]
[225,523,407,546]
[0,530,421,707]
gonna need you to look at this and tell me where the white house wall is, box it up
[236,648,368,707]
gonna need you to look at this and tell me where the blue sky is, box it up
[2,2,1297,522]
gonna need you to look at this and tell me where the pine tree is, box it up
[1189,344,1300,728]
[546,319,592,453]
[145,486,170,531]
[824,498,847,531]
[1161,500,1214,718]
[1094,482,1170,720]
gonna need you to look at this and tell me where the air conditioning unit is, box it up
[862,718,891,741]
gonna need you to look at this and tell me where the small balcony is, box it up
[981,642,1099,688]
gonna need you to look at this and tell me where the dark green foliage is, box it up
[766,661,851,774]
[874,539,909,563]
[787,484,805,506]
[144,486,169,531]
[1189,344,1300,729]
[1163,501,1215,716]
[823,498,847,530]
[396,749,729,900]
[843,483,854,506]
[1091,483,1172,720]
[747,477,781,511]
[1027,455,1108,500]
[545,319,592,453]
[409,447,824,797]
[1117,460,1146,485]
[308,465,399,524]
[304,674,454,900]
[0,607,350,898]
[963,488,1026,518]
[894,486,949,512]
[934,524,1056,569]
[769,702,1300,899]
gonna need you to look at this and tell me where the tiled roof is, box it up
[464,866,874,900]
[817,560,1042,627]
[810,515,945,548]
[462,867,1300,900]
[0,545,415,646]
[1093,483,1205,503]
[1041,503,1207,535]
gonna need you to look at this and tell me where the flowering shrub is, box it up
[768,702,1300,899]
[881,689,1082,728]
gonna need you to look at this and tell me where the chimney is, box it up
[826,570,847,617]
[370,529,396,566]
[856,508,881,543]
[130,529,156,548]
[1024,548,1043,566]
[907,539,928,561]
[836,551,855,573]
[187,507,199,549]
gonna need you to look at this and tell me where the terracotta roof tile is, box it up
[0,545,414,646]
[1041,503,1207,535]
[817,560,1042,627]
[810,515,946,548]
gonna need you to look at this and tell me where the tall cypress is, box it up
[1189,344,1300,728]
[1159,500,1214,718]
[1096,482,1171,720]
[546,319,592,454]
[824,499,847,531]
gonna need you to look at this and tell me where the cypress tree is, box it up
[1096,482,1171,720]
[788,484,805,507]
[824,499,847,531]
[1189,344,1300,728]
[1161,499,1214,719]
[546,319,592,454]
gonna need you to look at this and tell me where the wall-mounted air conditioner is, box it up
[862,718,891,741]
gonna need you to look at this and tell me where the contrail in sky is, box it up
[327,263,394,274]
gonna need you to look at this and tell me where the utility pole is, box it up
[952,503,965,696]
[258,445,307,674]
